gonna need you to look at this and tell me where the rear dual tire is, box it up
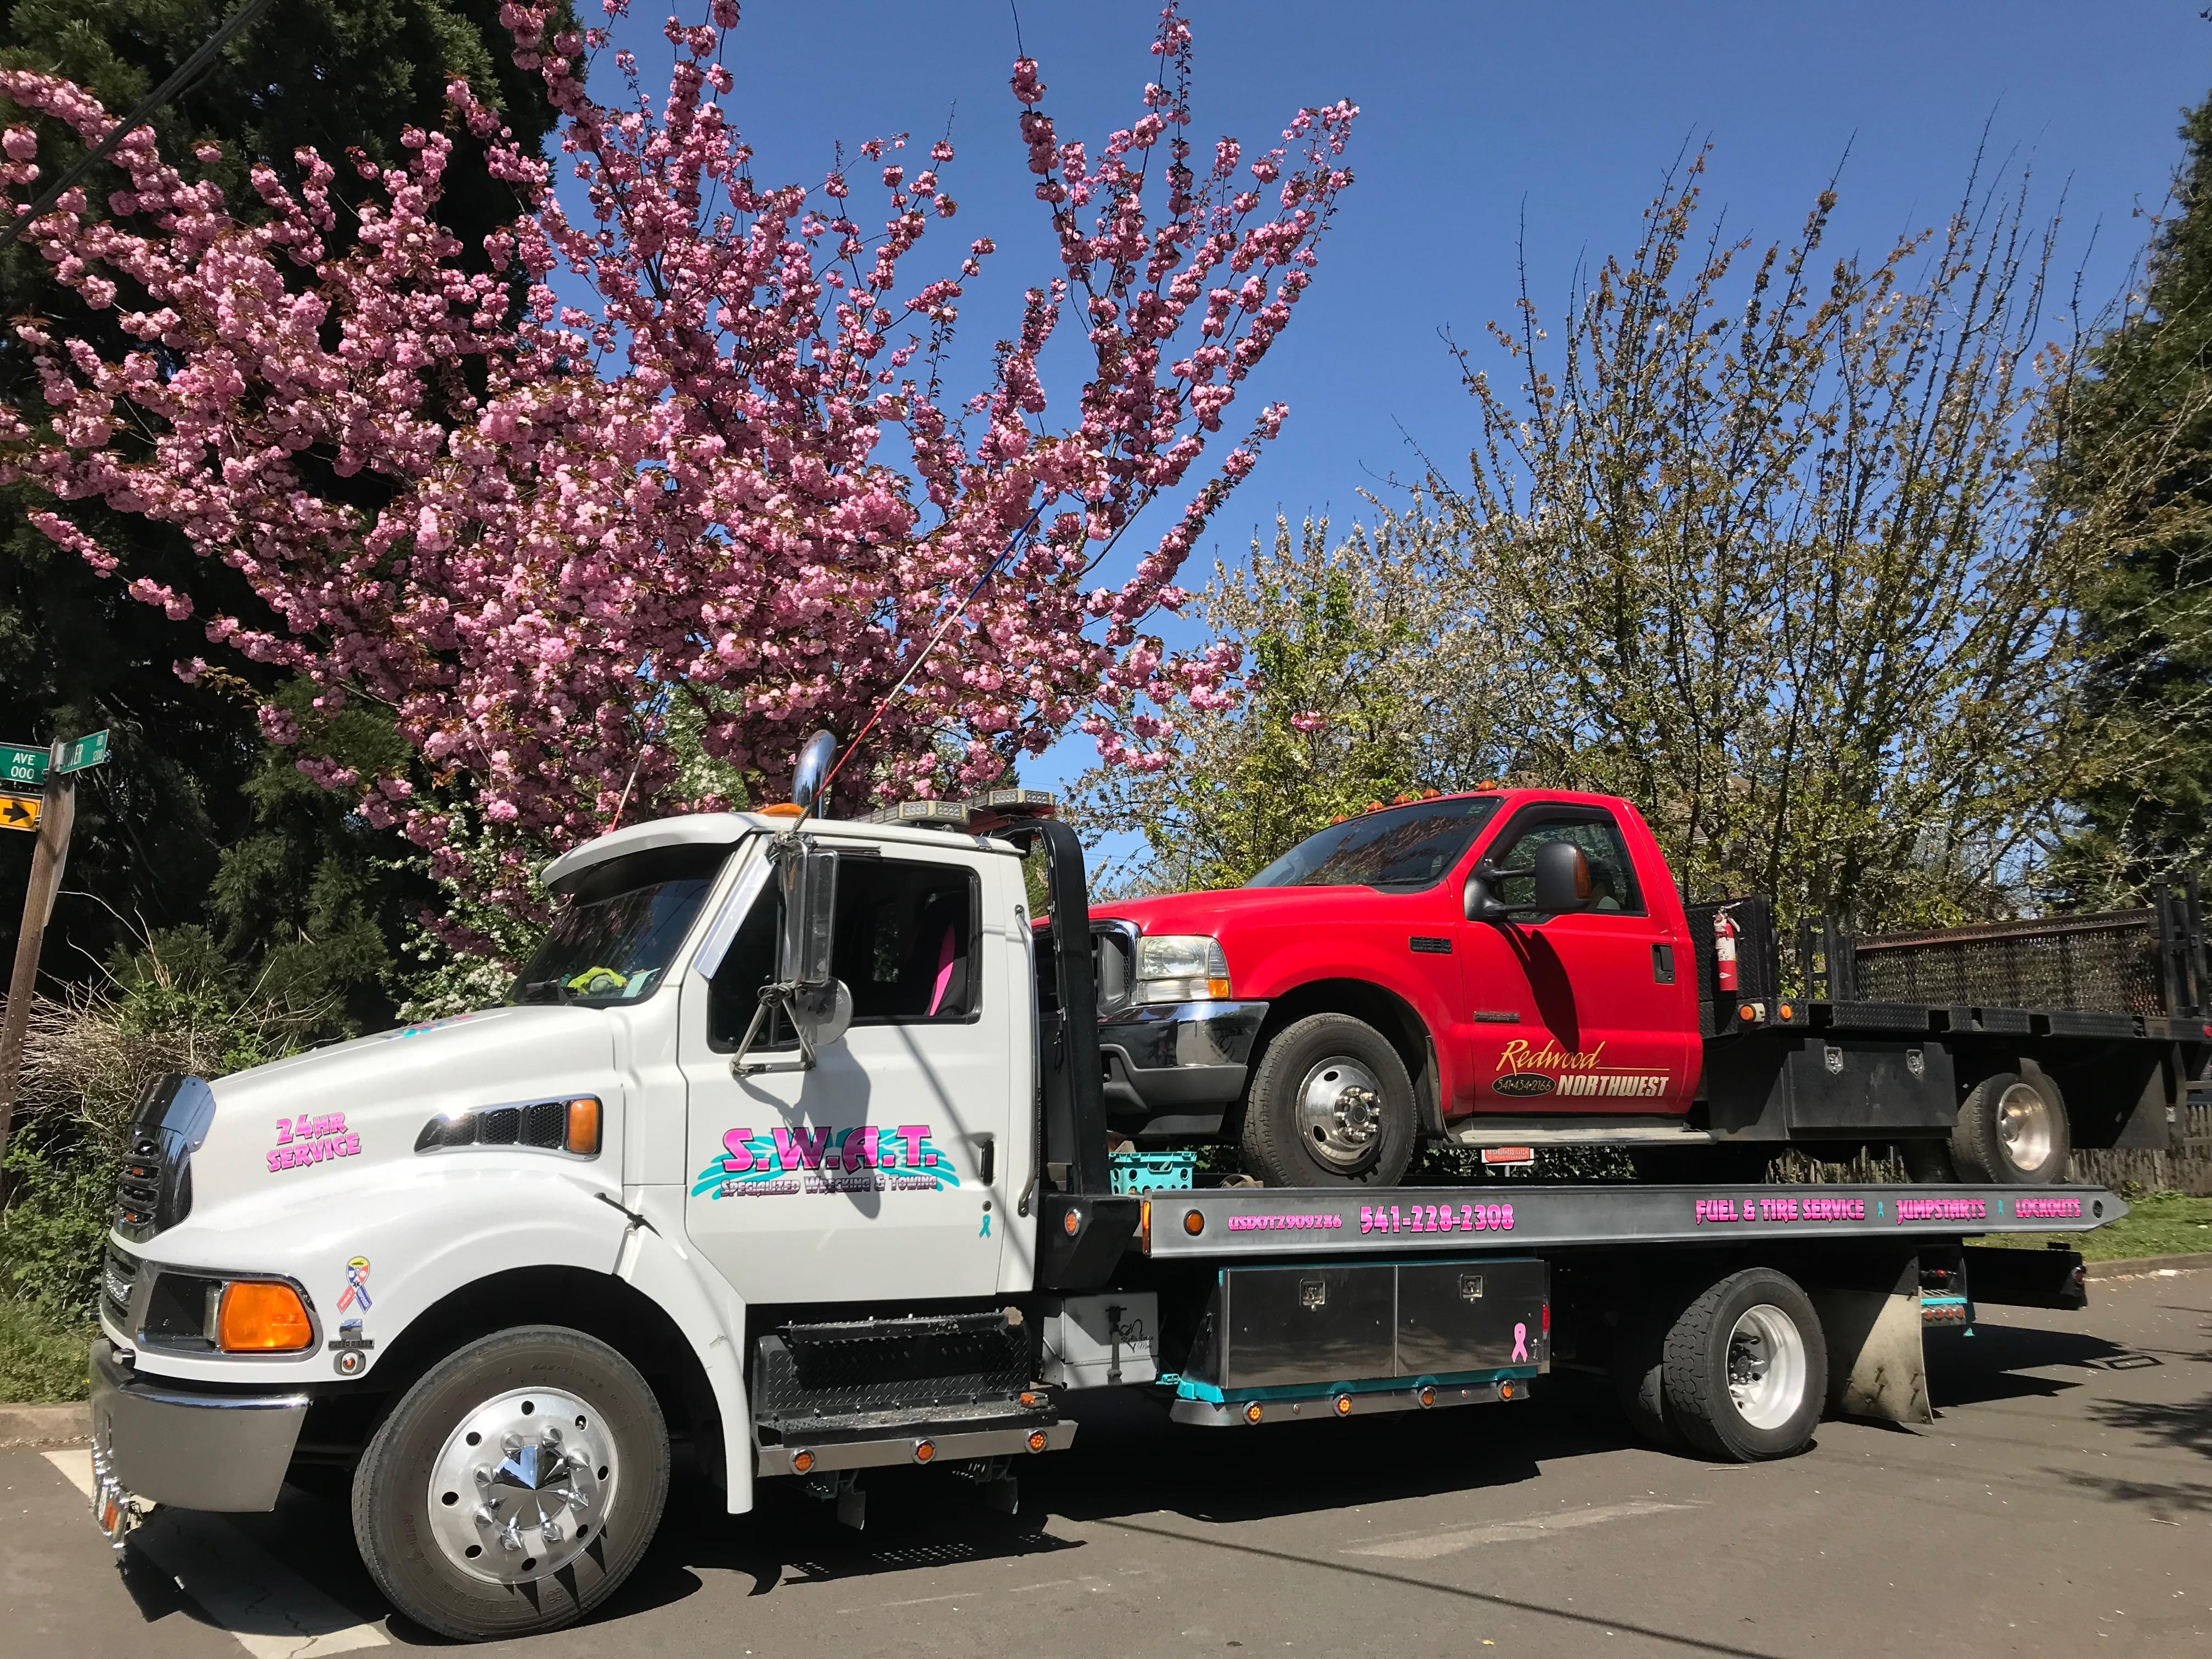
[1611,1267,1826,1462]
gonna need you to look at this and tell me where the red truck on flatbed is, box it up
[1090,787,2208,1188]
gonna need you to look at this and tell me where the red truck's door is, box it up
[1454,800,1699,1114]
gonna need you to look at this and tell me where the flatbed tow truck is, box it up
[87,738,2123,1640]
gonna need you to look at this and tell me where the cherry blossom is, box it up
[0,3,1355,929]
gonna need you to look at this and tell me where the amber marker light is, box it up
[760,802,804,817]
[1026,1430,1048,1452]
[216,1280,314,1352]
[1333,1394,1353,1417]
[1738,1003,1758,1022]
[913,1439,936,1464]
[1183,1209,1205,1237]
[565,1096,602,1155]
[1062,1209,1081,1237]
[1778,1003,1795,1022]
[1139,1200,1153,1252]
[791,1449,816,1475]
[1417,1385,1437,1408]
[1243,1402,1264,1424]
[1499,1381,1516,1401]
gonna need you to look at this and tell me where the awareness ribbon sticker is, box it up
[1511,1321,1528,1362]
[337,1256,372,1313]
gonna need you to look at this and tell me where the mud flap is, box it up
[1809,1256,1930,1425]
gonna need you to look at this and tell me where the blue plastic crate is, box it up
[1110,1149,1197,1194]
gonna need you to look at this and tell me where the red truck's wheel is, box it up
[1240,1013,1417,1186]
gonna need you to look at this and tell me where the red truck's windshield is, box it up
[1246,796,1503,891]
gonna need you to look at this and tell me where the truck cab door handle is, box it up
[974,1135,996,1186]
[1652,944,1675,985]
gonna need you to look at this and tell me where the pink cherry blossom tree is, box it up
[0,2,1355,930]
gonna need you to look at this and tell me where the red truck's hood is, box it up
[1092,886,1321,934]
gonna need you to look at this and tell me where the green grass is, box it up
[1981,1190,2212,1262]
[0,1296,94,1403]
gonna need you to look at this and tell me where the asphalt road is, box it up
[3,1268,2207,1658]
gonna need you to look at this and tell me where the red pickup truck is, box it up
[1091,787,2207,1188]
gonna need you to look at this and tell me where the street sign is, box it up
[57,729,109,774]
[0,743,44,789]
[0,794,37,833]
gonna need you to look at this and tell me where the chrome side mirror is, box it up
[792,729,838,819]
[735,837,849,1075]
[778,841,839,989]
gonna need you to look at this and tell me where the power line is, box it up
[0,0,283,255]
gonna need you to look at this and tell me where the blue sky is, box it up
[595,1,2212,810]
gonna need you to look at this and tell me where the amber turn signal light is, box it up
[216,1280,314,1352]
[565,1096,602,1156]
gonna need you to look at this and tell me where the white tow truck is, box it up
[89,737,2124,1640]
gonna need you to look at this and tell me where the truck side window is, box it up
[1489,815,1643,916]
[708,858,980,1049]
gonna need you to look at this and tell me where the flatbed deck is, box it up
[1137,1181,2120,1259]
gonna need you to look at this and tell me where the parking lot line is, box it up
[41,1451,388,1658]
[1346,1498,1697,1559]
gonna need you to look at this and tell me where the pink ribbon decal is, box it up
[1511,1321,1528,1362]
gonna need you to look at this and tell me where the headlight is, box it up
[1134,935,1232,1003]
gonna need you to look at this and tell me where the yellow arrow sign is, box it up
[0,793,40,833]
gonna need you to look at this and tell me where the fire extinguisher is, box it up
[1713,906,1740,994]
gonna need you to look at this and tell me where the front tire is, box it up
[352,1326,670,1641]
[1948,1070,2070,1184]
[1660,1268,1827,1462]
[1240,1013,1417,1187]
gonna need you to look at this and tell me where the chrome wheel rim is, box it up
[425,1388,615,1585]
[1724,1304,1806,1431]
[1296,1055,1386,1171]
[1995,1081,2056,1173]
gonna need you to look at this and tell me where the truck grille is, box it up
[114,1132,163,1233]
[101,1245,138,1330]
[1092,922,1135,1015]
[113,1074,215,1243]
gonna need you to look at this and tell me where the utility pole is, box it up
[0,730,104,1166]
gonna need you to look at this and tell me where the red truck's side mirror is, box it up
[1466,840,1595,923]
[1532,840,1594,915]
[1464,866,1508,923]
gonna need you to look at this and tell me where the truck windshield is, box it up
[512,844,731,1006]
[1246,797,1503,891]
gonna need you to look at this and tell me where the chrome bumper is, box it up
[89,1339,309,1514]
[1098,999,1268,1133]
